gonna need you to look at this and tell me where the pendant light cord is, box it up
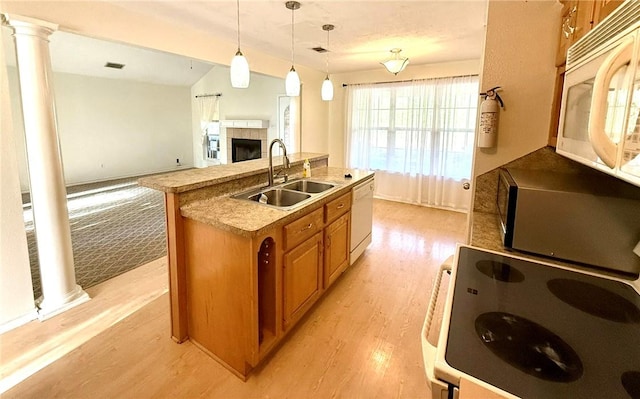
[291,6,295,66]
[236,0,241,50]
[325,28,329,75]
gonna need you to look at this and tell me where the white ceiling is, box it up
[3,1,488,86]
[109,0,488,74]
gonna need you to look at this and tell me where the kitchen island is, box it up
[139,153,374,379]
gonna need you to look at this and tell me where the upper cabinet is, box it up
[556,1,597,67]
[592,0,625,25]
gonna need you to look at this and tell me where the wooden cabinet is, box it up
[324,212,350,289]
[325,192,351,224]
[323,192,352,289]
[556,1,596,67]
[282,232,323,329]
[181,187,358,378]
[283,208,323,251]
[548,66,566,147]
[592,0,623,25]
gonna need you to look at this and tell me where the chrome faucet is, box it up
[268,138,290,186]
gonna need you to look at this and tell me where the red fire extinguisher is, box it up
[478,86,504,148]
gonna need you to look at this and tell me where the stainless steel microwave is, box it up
[497,168,640,276]
[556,0,640,188]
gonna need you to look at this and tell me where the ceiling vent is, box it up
[104,62,125,69]
[312,47,327,53]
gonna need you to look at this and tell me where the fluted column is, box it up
[3,14,89,319]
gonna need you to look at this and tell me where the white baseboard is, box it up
[0,308,38,335]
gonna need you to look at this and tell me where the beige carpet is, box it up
[23,177,167,299]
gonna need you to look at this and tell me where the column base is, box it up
[36,285,90,321]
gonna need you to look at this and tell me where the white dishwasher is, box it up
[350,177,374,265]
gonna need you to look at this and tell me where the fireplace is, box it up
[232,138,262,163]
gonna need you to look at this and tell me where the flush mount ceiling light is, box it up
[230,0,250,88]
[285,1,301,97]
[381,48,409,75]
[321,24,334,101]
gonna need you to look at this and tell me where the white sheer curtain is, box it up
[346,76,479,211]
[196,95,220,160]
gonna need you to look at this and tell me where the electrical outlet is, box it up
[176,158,181,167]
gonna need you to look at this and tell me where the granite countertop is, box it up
[181,167,375,238]
[138,152,328,193]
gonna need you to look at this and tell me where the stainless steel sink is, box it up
[246,189,311,207]
[280,180,335,194]
[232,179,339,210]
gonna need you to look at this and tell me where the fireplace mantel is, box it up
[220,120,269,129]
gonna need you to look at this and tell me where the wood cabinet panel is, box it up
[325,192,351,223]
[165,192,188,343]
[324,212,351,289]
[183,218,256,378]
[283,232,323,329]
[592,0,623,25]
[548,65,566,147]
[555,0,596,67]
[283,207,323,251]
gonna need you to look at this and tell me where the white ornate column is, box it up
[3,14,89,319]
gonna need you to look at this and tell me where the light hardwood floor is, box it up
[2,199,467,399]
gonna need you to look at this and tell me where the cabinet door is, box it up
[556,1,595,67]
[283,232,323,329]
[324,212,350,289]
[592,0,623,25]
[556,2,577,67]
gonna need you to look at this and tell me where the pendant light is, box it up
[321,24,334,101]
[230,0,250,88]
[285,1,301,97]
[381,48,409,75]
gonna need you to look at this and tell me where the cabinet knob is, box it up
[301,223,313,232]
[337,203,345,209]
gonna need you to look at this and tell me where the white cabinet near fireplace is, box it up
[220,120,269,129]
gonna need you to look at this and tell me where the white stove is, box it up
[422,245,640,399]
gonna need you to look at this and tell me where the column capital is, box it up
[2,14,58,37]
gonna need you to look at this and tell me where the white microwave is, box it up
[557,0,640,188]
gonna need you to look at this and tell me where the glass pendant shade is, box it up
[285,66,301,97]
[381,48,409,75]
[321,24,335,101]
[321,76,333,101]
[230,50,250,88]
[230,0,250,88]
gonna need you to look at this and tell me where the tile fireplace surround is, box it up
[225,127,268,163]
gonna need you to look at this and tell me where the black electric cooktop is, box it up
[445,246,640,399]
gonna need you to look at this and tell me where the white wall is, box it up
[9,69,193,189]
[329,59,482,167]
[190,65,284,167]
[0,0,329,156]
[0,27,37,331]
[473,0,561,177]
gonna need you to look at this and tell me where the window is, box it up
[346,75,479,211]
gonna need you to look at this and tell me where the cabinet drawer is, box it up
[325,192,351,223]
[283,207,323,252]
